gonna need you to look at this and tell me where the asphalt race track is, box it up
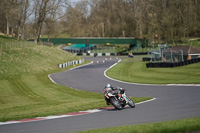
[1,57,200,133]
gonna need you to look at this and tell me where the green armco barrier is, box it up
[40,38,142,45]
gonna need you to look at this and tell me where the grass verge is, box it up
[106,56,200,84]
[77,117,200,133]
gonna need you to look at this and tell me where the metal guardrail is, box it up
[58,59,85,68]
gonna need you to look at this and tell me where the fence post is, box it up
[180,49,183,61]
[171,50,173,63]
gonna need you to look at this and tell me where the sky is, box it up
[70,0,81,3]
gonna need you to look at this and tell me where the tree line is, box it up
[0,0,200,44]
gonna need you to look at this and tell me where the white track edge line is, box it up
[48,74,57,84]
[135,98,156,105]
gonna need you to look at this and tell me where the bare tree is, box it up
[44,0,66,42]
[21,0,30,40]
[0,0,20,35]
[33,0,50,43]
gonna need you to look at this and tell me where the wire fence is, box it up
[164,50,184,62]
[0,41,38,59]
[0,41,36,51]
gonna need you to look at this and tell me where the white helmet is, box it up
[105,83,112,88]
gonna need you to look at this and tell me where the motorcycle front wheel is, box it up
[110,97,123,110]
[127,97,135,108]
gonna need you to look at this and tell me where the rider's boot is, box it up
[106,100,110,105]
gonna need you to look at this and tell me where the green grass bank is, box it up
[106,56,200,84]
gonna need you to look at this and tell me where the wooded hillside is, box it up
[0,0,199,43]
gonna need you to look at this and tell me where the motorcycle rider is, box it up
[103,83,125,105]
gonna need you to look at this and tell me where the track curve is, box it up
[1,57,200,133]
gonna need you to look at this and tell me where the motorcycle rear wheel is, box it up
[110,97,123,110]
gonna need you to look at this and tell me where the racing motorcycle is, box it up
[103,86,135,110]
